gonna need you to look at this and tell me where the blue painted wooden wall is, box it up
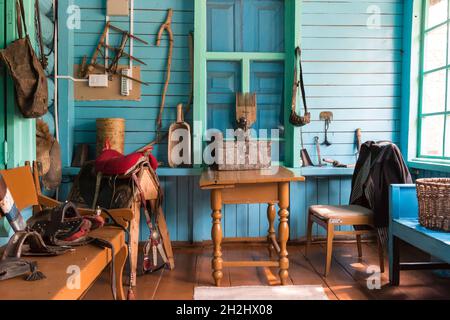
[73,0,194,164]
[62,0,403,242]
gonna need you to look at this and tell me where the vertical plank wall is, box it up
[65,0,403,242]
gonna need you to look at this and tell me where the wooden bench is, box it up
[389,184,450,286]
[0,163,133,300]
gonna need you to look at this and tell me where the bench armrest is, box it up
[38,194,61,208]
[38,195,133,229]
[389,184,418,221]
[78,208,134,229]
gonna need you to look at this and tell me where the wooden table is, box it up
[199,167,305,286]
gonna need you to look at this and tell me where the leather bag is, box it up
[289,47,310,127]
[0,0,48,118]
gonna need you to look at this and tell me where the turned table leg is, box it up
[211,189,223,286]
[267,203,280,256]
[278,182,290,285]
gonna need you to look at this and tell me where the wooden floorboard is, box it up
[299,244,373,300]
[226,244,275,287]
[152,247,198,300]
[330,242,410,300]
[366,242,450,300]
[251,244,294,286]
[287,246,338,300]
[84,242,450,300]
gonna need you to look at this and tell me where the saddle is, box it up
[70,149,160,209]
[70,149,168,274]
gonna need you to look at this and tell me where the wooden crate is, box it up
[217,140,272,171]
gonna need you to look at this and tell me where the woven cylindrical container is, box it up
[96,118,125,157]
[416,178,450,232]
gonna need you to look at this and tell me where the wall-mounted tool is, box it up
[168,104,192,168]
[155,8,174,145]
[319,111,333,146]
[290,47,311,127]
[323,159,356,168]
[80,22,148,85]
[355,128,362,160]
[136,9,178,153]
[236,92,257,132]
[300,129,313,167]
[314,136,324,167]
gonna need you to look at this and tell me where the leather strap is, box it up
[99,208,133,299]
[34,0,47,68]
[292,47,308,114]
[90,238,117,300]
[16,0,28,39]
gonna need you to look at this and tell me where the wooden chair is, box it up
[306,204,385,277]
[0,162,133,300]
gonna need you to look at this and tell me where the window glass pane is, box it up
[446,116,450,157]
[421,115,445,156]
[424,24,447,71]
[422,70,446,114]
[427,0,448,28]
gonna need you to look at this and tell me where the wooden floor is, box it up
[84,241,450,300]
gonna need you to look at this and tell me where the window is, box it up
[418,0,450,160]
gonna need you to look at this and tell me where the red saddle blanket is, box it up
[95,149,158,176]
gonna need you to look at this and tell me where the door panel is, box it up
[0,0,7,170]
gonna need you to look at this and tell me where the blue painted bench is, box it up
[389,184,450,285]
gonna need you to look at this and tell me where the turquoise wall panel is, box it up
[61,0,404,242]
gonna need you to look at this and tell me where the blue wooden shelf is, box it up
[62,167,203,177]
[289,167,354,177]
[63,166,353,178]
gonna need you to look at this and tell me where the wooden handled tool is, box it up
[320,111,333,146]
[168,104,192,168]
[323,158,356,168]
[138,9,174,152]
[355,128,362,158]
[314,136,323,167]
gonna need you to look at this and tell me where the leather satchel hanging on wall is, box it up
[289,47,310,127]
[0,0,48,118]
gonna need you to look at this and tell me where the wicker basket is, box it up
[96,118,125,157]
[416,178,450,232]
